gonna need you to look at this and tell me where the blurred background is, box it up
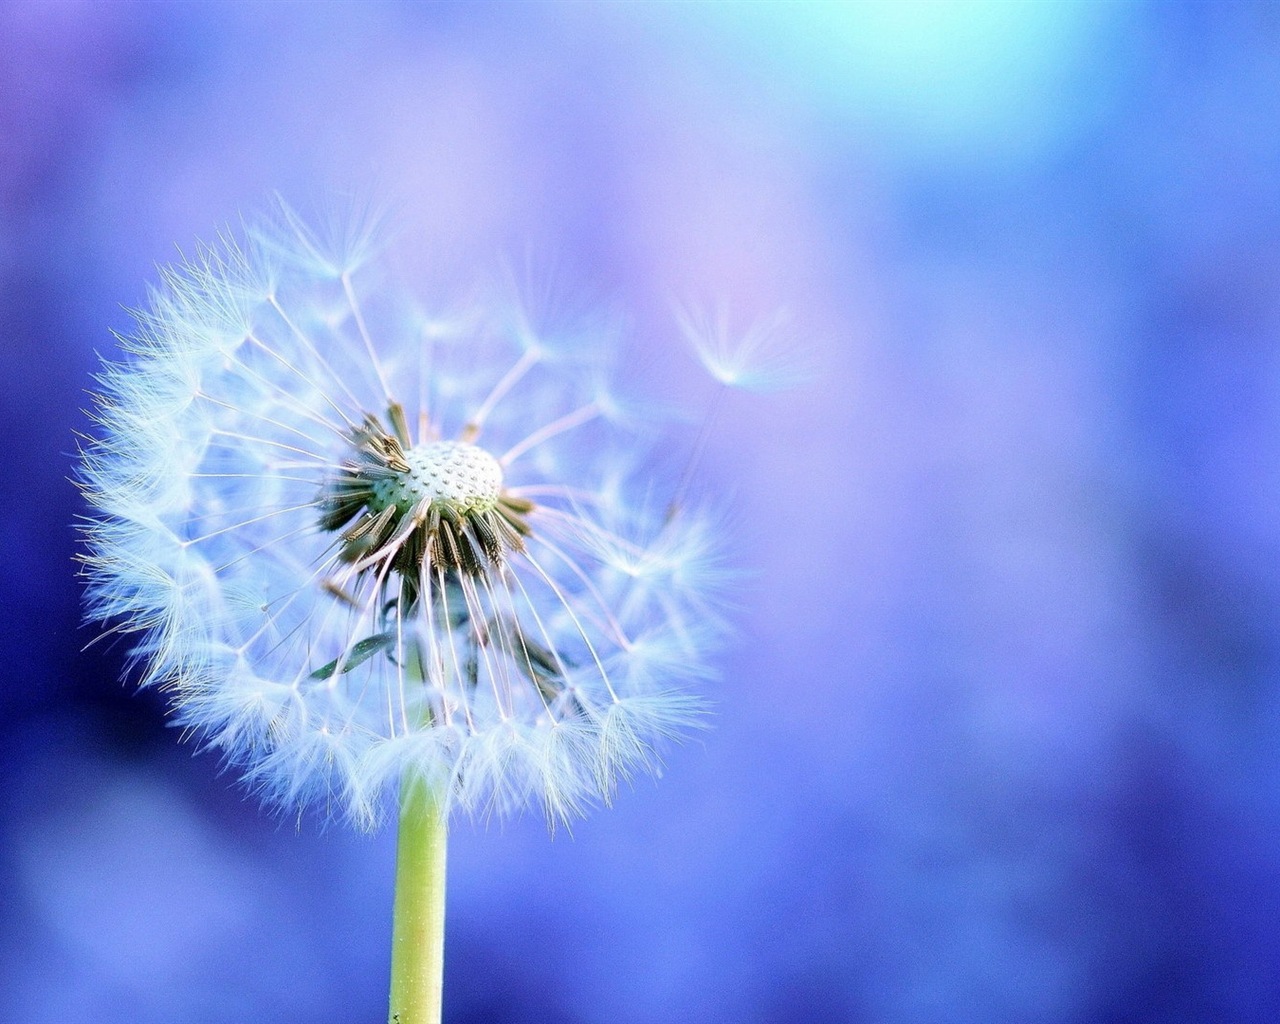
[3,1,1280,1021]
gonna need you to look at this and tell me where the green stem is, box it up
[388,774,448,1024]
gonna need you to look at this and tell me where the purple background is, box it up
[3,2,1280,1021]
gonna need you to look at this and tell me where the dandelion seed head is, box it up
[79,202,732,828]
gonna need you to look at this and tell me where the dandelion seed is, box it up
[675,303,809,394]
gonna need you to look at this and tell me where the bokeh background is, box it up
[4,1,1280,1021]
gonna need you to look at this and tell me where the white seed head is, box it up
[79,201,731,829]
[371,441,503,514]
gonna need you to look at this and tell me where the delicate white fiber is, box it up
[80,203,731,828]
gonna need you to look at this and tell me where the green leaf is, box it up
[309,631,396,680]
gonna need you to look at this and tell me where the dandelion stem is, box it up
[388,773,447,1024]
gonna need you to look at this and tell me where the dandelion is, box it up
[78,202,737,1023]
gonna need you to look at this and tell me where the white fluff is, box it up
[80,203,730,829]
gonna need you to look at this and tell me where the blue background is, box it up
[3,1,1280,1021]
